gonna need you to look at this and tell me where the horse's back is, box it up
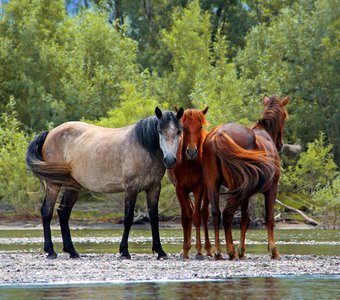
[216,123,256,150]
[42,121,162,193]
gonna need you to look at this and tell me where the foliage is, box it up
[0,0,338,221]
[236,0,340,162]
[0,0,138,131]
[0,98,41,214]
[280,133,338,194]
[312,176,340,228]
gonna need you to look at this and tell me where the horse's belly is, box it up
[75,175,125,193]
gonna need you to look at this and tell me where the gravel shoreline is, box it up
[1,253,339,284]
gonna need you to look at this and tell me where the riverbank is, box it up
[1,253,339,284]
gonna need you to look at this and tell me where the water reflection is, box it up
[1,276,339,300]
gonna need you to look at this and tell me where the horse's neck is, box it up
[253,120,278,145]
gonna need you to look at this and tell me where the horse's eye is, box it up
[199,126,202,130]
[177,130,181,135]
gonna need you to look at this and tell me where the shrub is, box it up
[0,98,41,214]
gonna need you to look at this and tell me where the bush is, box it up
[312,176,340,228]
[0,98,41,214]
[280,133,338,194]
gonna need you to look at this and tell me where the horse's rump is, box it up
[212,130,278,202]
[26,131,77,187]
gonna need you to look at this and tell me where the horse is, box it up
[167,107,212,259]
[26,107,184,260]
[202,95,289,260]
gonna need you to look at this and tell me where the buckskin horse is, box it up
[202,95,289,260]
[26,107,184,259]
[167,107,212,259]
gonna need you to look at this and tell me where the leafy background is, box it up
[0,0,338,226]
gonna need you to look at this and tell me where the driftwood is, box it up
[276,199,320,226]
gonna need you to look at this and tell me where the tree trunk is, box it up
[275,199,320,226]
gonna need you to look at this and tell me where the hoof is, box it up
[195,254,205,261]
[271,253,280,260]
[119,254,131,260]
[214,253,224,260]
[46,252,57,259]
[228,254,239,261]
[70,253,80,259]
[179,252,190,260]
[157,254,168,260]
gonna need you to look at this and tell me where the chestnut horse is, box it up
[202,95,289,260]
[168,107,212,259]
[26,107,183,259]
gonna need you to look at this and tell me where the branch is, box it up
[276,199,320,226]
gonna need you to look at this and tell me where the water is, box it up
[1,277,339,300]
[0,227,339,299]
[0,227,339,256]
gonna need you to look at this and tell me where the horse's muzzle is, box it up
[186,147,198,160]
[164,155,177,169]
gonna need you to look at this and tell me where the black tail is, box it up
[26,131,77,186]
[26,131,49,166]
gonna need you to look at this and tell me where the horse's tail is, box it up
[26,131,77,187]
[212,132,277,202]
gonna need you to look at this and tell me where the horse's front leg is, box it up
[264,187,280,260]
[237,200,251,259]
[146,184,167,260]
[202,191,212,257]
[192,187,204,259]
[119,190,138,259]
[57,188,80,258]
[41,183,60,259]
[176,186,193,259]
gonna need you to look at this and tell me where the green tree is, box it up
[0,0,138,131]
[236,0,340,163]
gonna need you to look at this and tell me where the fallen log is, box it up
[275,199,320,226]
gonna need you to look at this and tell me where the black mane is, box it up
[134,110,181,156]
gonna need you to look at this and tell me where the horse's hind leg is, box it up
[206,184,223,260]
[264,187,280,259]
[223,200,239,260]
[57,188,80,258]
[119,189,138,259]
[237,200,251,259]
[147,184,167,259]
[41,183,60,259]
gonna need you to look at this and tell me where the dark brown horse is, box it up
[202,95,289,260]
[26,107,183,259]
[167,107,212,259]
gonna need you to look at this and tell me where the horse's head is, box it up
[155,107,184,169]
[181,107,209,160]
[263,95,289,152]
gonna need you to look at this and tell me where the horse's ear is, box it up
[176,107,184,119]
[202,106,208,115]
[282,96,289,106]
[174,106,179,113]
[263,95,270,105]
[155,107,162,119]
